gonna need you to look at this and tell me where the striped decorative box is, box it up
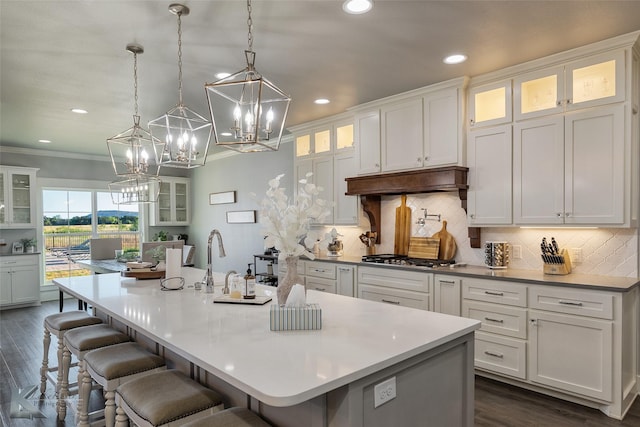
[270,304,322,331]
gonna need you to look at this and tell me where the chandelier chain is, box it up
[177,11,183,105]
[133,51,139,116]
[246,0,253,52]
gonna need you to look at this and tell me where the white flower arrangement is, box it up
[256,173,332,259]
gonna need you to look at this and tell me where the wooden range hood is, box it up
[345,166,481,248]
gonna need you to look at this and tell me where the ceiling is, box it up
[2,1,640,159]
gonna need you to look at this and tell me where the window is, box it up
[42,189,140,283]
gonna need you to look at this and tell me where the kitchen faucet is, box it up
[224,270,237,295]
[204,229,226,293]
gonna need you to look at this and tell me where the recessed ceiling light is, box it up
[443,54,467,65]
[314,98,330,105]
[39,139,52,143]
[343,0,373,14]
[71,108,88,114]
[215,72,231,80]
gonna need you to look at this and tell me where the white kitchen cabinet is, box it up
[423,87,463,167]
[336,264,355,297]
[434,274,460,316]
[0,166,38,229]
[474,331,527,380]
[357,266,432,310]
[0,255,40,308]
[354,109,381,175]
[150,176,190,226]
[467,125,513,225]
[380,97,424,172]
[468,80,512,128]
[514,50,625,122]
[333,150,358,225]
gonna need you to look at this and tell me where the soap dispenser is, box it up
[243,263,256,299]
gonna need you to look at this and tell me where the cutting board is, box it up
[408,237,440,259]
[431,220,457,260]
[394,195,411,256]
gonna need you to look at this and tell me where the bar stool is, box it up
[182,407,273,426]
[41,311,103,395]
[58,324,130,420]
[78,342,166,427]
[114,370,225,426]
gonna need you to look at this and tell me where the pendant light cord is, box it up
[133,51,139,117]
[177,11,183,106]
[247,0,253,52]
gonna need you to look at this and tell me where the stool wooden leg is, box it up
[115,406,129,427]
[55,335,65,393]
[58,346,71,419]
[104,390,116,427]
[77,361,93,427]
[40,328,51,394]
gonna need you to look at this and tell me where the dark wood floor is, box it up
[1,301,639,426]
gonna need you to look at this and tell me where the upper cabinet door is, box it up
[150,177,191,226]
[566,50,625,111]
[354,109,381,175]
[380,98,424,172]
[468,80,512,128]
[0,167,38,228]
[514,66,564,121]
[423,87,461,167]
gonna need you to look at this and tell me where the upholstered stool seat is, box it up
[58,324,130,420]
[182,407,273,427]
[79,342,166,427]
[114,369,225,427]
[41,311,103,395]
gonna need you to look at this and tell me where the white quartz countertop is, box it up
[54,268,479,407]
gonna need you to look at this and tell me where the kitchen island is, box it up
[55,268,480,427]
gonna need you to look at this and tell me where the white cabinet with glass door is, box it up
[468,80,512,128]
[514,50,625,121]
[150,176,190,226]
[0,166,38,228]
[293,127,332,159]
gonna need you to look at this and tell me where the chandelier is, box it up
[205,0,291,153]
[149,4,212,168]
[107,43,162,204]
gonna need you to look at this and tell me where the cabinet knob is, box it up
[556,213,562,217]
[565,212,571,217]
[556,100,562,106]
[470,119,475,125]
[567,99,572,104]
[374,163,380,168]
[416,157,421,164]
[424,156,429,161]
[530,319,538,326]
[470,214,475,219]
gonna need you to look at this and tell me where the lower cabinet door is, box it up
[358,284,429,310]
[306,276,336,294]
[528,310,613,401]
[475,331,526,380]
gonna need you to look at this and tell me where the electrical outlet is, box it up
[512,245,522,259]
[571,248,583,263]
[373,376,396,408]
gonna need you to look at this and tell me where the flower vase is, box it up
[278,256,304,305]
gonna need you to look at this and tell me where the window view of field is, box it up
[43,189,140,283]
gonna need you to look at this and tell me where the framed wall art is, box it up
[209,191,236,205]
[226,210,256,224]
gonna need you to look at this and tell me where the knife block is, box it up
[543,249,572,275]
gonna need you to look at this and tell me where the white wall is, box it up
[188,144,294,274]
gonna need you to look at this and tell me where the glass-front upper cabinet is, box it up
[294,128,332,158]
[335,122,354,151]
[514,66,564,121]
[566,50,625,110]
[150,176,190,226]
[468,80,512,128]
[0,166,38,228]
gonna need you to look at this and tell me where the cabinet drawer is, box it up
[0,255,38,268]
[306,276,336,294]
[462,278,527,307]
[463,300,527,339]
[475,331,527,380]
[358,266,430,293]
[529,286,613,320]
[358,284,430,311]
[305,261,336,280]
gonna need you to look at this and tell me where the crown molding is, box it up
[0,144,112,162]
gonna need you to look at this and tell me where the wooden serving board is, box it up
[121,269,165,280]
[408,237,440,259]
[394,194,412,256]
[431,220,457,260]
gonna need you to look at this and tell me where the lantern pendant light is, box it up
[205,0,291,153]
[149,4,212,168]
[107,43,162,204]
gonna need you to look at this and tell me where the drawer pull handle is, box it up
[484,317,504,323]
[440,280,456,284]
[559,300,583,307]
[382,299,400,305]
[484,351,504,359]
[338,267,350,272]
[314,287,325,292]
[484,291,504,296]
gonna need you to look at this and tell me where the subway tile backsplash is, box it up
[325,192,638,278]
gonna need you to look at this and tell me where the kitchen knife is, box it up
[551,237,559,255]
